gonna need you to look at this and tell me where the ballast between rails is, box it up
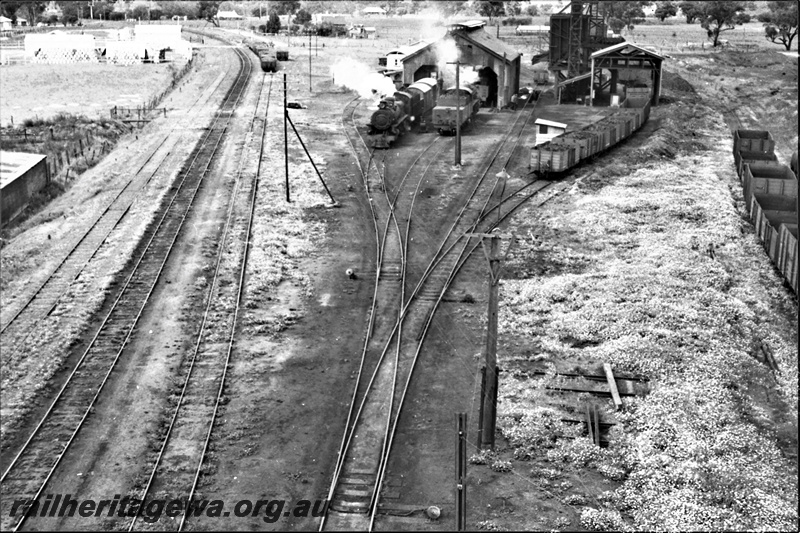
[0,43,253,533]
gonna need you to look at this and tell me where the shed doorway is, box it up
[478,66,498,108]
[414,65,438,81]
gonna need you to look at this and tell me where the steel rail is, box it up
[366,92,545,528]
[319,99,387,530]
[324,90,543,530]
[0,60,230,340]
[126,48,257,531]
[324,99,528,528]
[1,45,252,533]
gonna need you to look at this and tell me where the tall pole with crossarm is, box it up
[447,60,462,166]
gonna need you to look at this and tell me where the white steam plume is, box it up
[330,57,396,100]
[435,38,480,87]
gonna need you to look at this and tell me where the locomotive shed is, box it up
[0,4,797,533]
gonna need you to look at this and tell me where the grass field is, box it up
[0,60,178,127]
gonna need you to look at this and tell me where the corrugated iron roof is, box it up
[0,151,47,189]
[386,40,432,56]
[453,29,520,62]
[591,41,665,60]
[535,118,567,129]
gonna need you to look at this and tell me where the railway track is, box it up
[0,45,253,533]
[322,93,551,531]
[128,64,269,533]
[0,56,231,388]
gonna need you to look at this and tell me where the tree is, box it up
[698,1,751,47]
[505,1,521,16]
[654,1,678,21]
[759,0,797,51]
[295,8,311,25]
[539,4,552,15]
[130,4,149,20]
[20,1,46,26]
[476,0,505,23]
[93,0,115,20]
[598,1,651,31]
[265,12,281,33]
[1,1,23,23]
[525,4,538,17]
[270,0,301,16]
[197,0,221,26]
[59,1,80,24]
[678,1,702,23]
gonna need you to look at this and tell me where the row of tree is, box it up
[1,1,794,51]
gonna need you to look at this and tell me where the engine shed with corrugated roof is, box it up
[446,20,521,109]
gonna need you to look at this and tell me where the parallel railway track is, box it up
[0,45,252,533]
[0,56,232,391]
[322,91,552,530]
[128,62,270,533]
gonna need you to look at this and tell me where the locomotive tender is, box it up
[367,77,439,149]
[432,84,482,135]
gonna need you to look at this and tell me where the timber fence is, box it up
[109,54,194,124]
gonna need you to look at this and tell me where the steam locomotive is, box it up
[367,77,440,149]
[432,84,483,135]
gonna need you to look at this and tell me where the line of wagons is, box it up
[246,41,288,72]
[733,129,798,294]
[529,95,652,176]
[367,80,488,148]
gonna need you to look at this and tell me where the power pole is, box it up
[482,234,500,449]
[473,232,515,449]
[446,60,461,166]
[284,72,290,203]
[308,30,312,92]
[455,413,467,531]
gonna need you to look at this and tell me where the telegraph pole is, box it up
[284,72,290,202]
[447,60,462,166]
[482,234,500,449]
[308,30,312,92]
[472,232,515,449]
[455,413,467,531]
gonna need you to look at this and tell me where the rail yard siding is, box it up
[530,99,650,174]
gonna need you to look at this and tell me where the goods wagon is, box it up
[733,129,775,155]
[741,161,797,215]
[735,150,777,180]
[731,129,798,295]
[259,53,278,72]
[776,223,798,292]
[751,194,797,263]
[530,98,650,175]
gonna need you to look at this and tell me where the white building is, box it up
[0,16,13,31]
[217,10,243,20]
[533,118,567,146]
[362,7,386,17]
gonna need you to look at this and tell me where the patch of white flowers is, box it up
[496,146,798,530]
